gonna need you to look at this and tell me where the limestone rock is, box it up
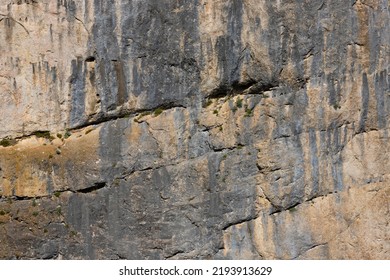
[0,0,389,259]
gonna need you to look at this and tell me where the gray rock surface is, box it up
[0,0,389,259]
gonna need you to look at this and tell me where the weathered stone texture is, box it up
[0,0,389,259]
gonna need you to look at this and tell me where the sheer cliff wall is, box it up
[0,0,389,259]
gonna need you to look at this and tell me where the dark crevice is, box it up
[200,124,222,132]
[256,163,282,175]
[3,195,32,201]
[210,144,245,153]
[317,1,325,10]
[305,191,338,203]
[152,102,187,111]
[208,84,231,99]
[303,47,315,59]
[270,201,301,215]
[269,191,340,215]
[121,158,202,182]
[0,130,59,148]
[115,253,127,260]
[232,79,257,93]
[76,182,106,194]
[165,250,185,260]
[118,166,155,180]
[70,112,130,130]
[70,102,186,130]
[16,0,38,5]
[42,253,59,260]
[117,159,190,182]
[211,147,233,152]
[0,194,47,202]
[247,80,279,95]
[0,182,108,201]
[73,16,89,34]
[207,79,278,99]
[292,243,327,260]
[136,166,154,173]
[221,215,257,231]
[85,56,96,62]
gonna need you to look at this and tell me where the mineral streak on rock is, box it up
[0,0,389,259]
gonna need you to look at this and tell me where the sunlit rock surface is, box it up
[0,0,389,259]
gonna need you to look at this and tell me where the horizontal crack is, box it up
[0,182,108,202]
[269,191,339,215]
[292,243,327,260]
[221,215,257,231]
[71,103,186,130]
[165,250,185,260]
[0,104,187,144]
[76,182,106,194]
[270,201,300,215]
[207,79,277,99]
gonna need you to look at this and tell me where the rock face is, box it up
[0,0,389,259]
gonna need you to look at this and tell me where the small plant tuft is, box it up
[32,211,39,217]
[53,191,61,198]
[140,111,151,118]
[33,131,54,140]
[213,109,219,115]
[154,108,164,117]
[64,130,71,139]
[134,111,151,122]
[204,99,213,108]
[244,108,253,117]
[0,139,11,147]
[236,97,243,108]
[56,133,63,139]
